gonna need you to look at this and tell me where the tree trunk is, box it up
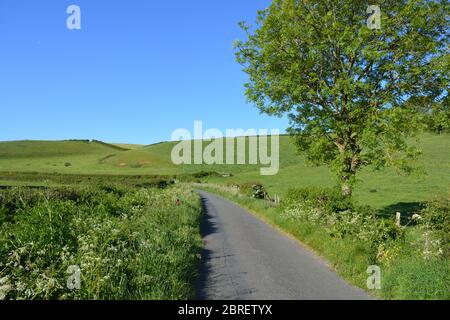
[340,175,353,198]
[335,134,359,198]
[339,154,358,198]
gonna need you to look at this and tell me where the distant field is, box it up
[0,133,449,209]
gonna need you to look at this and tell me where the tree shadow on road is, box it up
[195,195,219,300]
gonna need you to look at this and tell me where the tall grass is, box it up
[0,185,202,300]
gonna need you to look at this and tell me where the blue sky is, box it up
[0,0,289,144]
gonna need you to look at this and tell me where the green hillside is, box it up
[207,133,450,208]
[0,140,121,158]
[0,136,300,175]
[0,134,448,208]
[101,136,300,174]
[0,140,127,174]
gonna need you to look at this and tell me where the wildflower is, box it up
[411,214,422,221]
[0,276,11,300]
[16,281,26,293]
[0,284,11,300]
[24,288,34,298]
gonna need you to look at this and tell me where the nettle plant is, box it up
[235,0,449,196]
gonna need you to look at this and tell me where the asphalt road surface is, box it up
[195,190,373,300]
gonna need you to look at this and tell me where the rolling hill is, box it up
[0,140,130,174]
[0,133,448,208]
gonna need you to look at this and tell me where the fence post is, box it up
[396,212,401,227]
[274,195,280,206]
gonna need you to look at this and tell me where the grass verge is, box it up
[0,184,202,300]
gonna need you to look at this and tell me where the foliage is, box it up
[421,197,450,233]
[427,104,450,134]
[281,188,403,253]
[0,171,177,189]
[192,171,222,179]
[235,0,449,196]
[417,196,450,259]
[419,97,450,134]
[0,185,202,300]
[282,187,353,212]
[275,187,448,298]
[239,182,269,199]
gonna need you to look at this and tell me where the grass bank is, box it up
[0,184,202,300]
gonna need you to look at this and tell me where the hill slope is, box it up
[101,136,300,174]
[0,134,448,208]
[0,140,128,173]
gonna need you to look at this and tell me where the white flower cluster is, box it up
[421,231,444,260]
[0,276,11,300]
[281,201,401,246]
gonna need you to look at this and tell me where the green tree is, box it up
[235,0,448,197]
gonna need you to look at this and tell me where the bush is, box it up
[135,178,172,189]
[239,182,268,199]
[425,103,450,134]
[281,187,404,263]
[421,197,450,233]
[418,197,450,259]
[192,171,221,179]
[282,187,353,212]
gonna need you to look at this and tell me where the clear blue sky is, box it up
[0,0,288,144]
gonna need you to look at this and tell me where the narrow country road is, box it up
[195,190,373,300]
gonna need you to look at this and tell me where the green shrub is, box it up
[0,205,10,227]
[425,103,450,134]
[135,178,172,189]
[192,171,221,179]
[421,197,450,233]
[282,187,353,213]
[239,182,268,199]
[281,187,404,263]
[418,196,450,259]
